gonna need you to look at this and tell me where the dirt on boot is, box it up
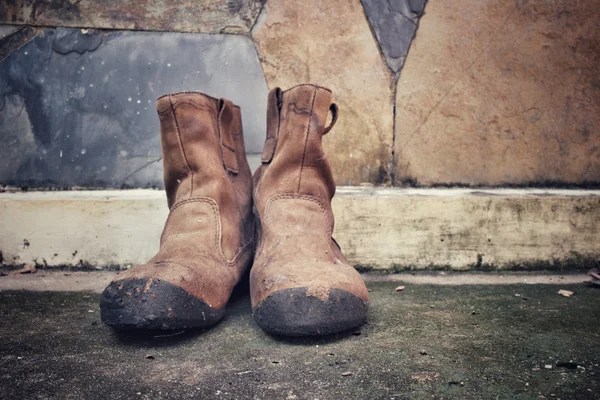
[251,84,369,336]
[101,92,254,330]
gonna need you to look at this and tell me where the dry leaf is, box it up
[395,286,406,292]
[15,265,36,274]
[558,289,574,297]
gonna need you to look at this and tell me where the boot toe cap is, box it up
[253,287,368,336]
[100,277,224,330]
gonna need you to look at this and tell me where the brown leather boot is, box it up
[250,84,369,336]
[100,92,254,330]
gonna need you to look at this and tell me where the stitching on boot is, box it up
[168,95,195,198]
[256,194,332,259]
[158,91,219,102]
[283,83,332,94]
[162,198,218,247]
[167,197,253,266]
[157,104,172,115]
[263,194,332,235]
[297,87,318,193]
[157,91,241,110]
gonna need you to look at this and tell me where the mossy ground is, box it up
[0,282,598,399]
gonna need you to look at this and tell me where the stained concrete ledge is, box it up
[0,188,598,271]
[0,271,591,294]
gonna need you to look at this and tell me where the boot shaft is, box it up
[156,92,250,207]
[255,84,337,208]
[156,92,253,259]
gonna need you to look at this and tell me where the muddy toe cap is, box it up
[253,287,368,336]
[100,278,224,330]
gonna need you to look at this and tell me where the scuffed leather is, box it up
[109,92,254,310]
[250,84,369,308]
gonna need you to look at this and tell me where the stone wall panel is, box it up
[0,0,265,34]
[253,0,395,185]
[395,0,600,186]
[361,0,427,73]
[0,28,268,188]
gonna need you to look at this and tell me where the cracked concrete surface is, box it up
[0,279,598,399]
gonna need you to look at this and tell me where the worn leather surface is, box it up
[109,92,254,310]
[250,84,369,308]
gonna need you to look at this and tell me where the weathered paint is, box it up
[0,0,265,34]
[0,188,598,270]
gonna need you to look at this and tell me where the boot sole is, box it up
[253,287,368,336]
[100,278,224,330]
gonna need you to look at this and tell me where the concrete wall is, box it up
[1,189,598,271]
[1,0,597,187]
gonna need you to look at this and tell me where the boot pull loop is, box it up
[322,103,338,135]
[261,87,283,164]
[217,98,239,174]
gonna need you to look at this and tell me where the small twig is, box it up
[153,330,185,338]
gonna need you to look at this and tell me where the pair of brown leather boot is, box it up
[100,84,369,336]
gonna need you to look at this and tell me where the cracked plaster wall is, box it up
[0,0,598,188]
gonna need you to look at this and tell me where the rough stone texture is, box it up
[253,0,394,185]
[1,284,599,399]
[0,25,36,61]
[395,0,600,186]
[0,0,265,34]
[361,0,427,73]
[1,188,598,270]
[0,28,268,188]
[0,25,20,39]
